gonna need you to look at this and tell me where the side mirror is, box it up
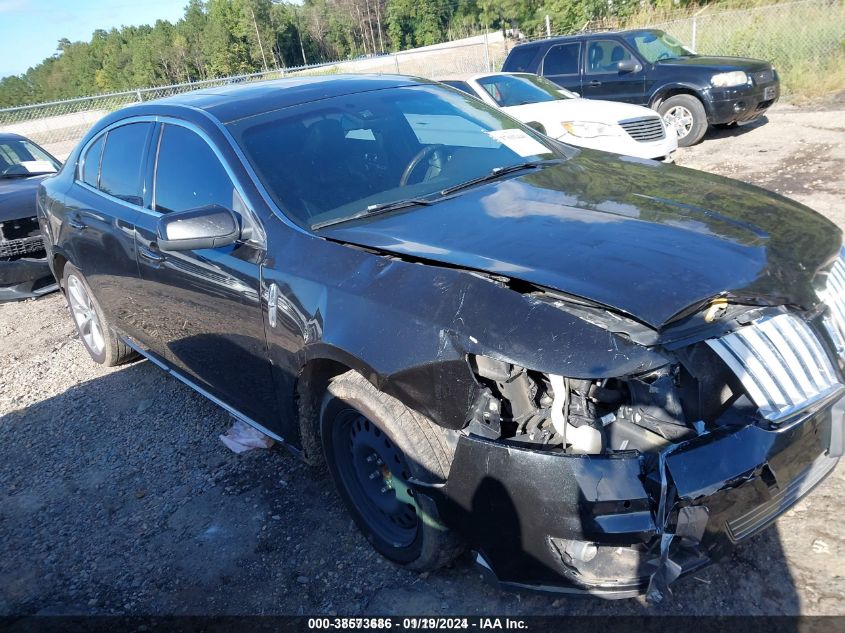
[156,204,241,251]
[617,59,642,74]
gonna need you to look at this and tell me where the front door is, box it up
[580,39,646,104]
[132,121,277,426]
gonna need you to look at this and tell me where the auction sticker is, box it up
[486,129,549,157]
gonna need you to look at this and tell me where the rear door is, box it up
[580,38,646,103]
[66,121,154,341]
[132,120,277,425]
[539,41,583,93]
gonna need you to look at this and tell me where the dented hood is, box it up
[321,150,841,329]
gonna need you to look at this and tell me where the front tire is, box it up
[320,370,462,571]
[658,94,708,147]
[62,263,138,366]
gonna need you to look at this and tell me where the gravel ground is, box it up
[2,101,845,617]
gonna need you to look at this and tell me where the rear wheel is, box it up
[62,263,138,366]
[658,94,708,147]
[320,370,462,570]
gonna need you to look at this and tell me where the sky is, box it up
[0,0,187,78]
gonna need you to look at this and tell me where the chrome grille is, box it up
[0,235,45,258]
[726,454,837,542]
[618,116,666,142]
[819,247,845,354]
[706,313,841,422]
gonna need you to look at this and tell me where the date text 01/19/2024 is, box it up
[306,618,529,629]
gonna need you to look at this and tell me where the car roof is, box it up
[149,74,430,124]
[510,28,657,49]
[0,132,26,142]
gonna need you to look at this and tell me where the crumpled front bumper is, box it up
[418,392,844,598]
[0,257,58,302]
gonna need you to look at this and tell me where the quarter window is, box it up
[586,40,633,74]
[99,123,152,205]
[80,134,104,187]
[542,43,581,76]
[154,124,234,214]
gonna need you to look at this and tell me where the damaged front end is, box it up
[415,288,845,601]
[0,215,57,301]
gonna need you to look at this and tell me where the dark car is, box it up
[1,133,61,301]
[39,75,842,600]
[502,29,779,146]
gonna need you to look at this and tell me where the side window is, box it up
[154,124,234,214]
[80,134,105,187]
[99,123,152,205]
[586,40,633,74]
[504,46,538,72]
[542,43,581,76]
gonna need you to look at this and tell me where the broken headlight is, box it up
[468,355,697,455]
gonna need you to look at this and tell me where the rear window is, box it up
[503,46,538,72]
[99,123,152,206]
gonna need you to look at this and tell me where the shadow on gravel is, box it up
[0,360,804,616]
[703,116,770,143]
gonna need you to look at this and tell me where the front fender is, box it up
[272,235,668,432]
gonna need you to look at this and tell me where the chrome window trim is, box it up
[74,113,268,247]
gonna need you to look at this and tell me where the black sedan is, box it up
[1,133,61,301]
[38,75,843,600]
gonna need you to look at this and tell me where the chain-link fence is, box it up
[2,0,842,160]
[0,32,508,161]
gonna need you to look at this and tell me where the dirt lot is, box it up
[2,102,844,617]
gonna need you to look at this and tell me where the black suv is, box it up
[502,29,779,146]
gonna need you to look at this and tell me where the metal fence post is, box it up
[545,15,551,38]
[394,54,400,74]
[136,90,143,103]
[484,26,491,72]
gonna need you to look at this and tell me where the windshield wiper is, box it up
[312,197,435,230]
[439,160,560,197]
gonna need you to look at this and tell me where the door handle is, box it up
[68,217,87,230]
[267,282,279,328]
[139,245,166,264]
[589,80,602,87]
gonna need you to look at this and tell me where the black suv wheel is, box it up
[658,94,708,147]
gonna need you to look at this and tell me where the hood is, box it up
[321,151,840,329]
[0,175,47,223]
[657,55,771,72]
[503,98,659,125]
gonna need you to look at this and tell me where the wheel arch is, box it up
[649,83,712,117]
[294,348,378,467]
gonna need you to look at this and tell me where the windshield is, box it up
[476,74,576,107]
[0,138,60,177]
[228,84,560,230]
[623,30,694,63]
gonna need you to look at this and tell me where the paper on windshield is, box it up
[485,129,549,157]
[20,160,56,174]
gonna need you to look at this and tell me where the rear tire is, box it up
[320,370,463,571]
[658,94,708,147]
[62,263,138,366]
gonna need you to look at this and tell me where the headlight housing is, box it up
[710,71,749,88]
[561,121,620,138]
